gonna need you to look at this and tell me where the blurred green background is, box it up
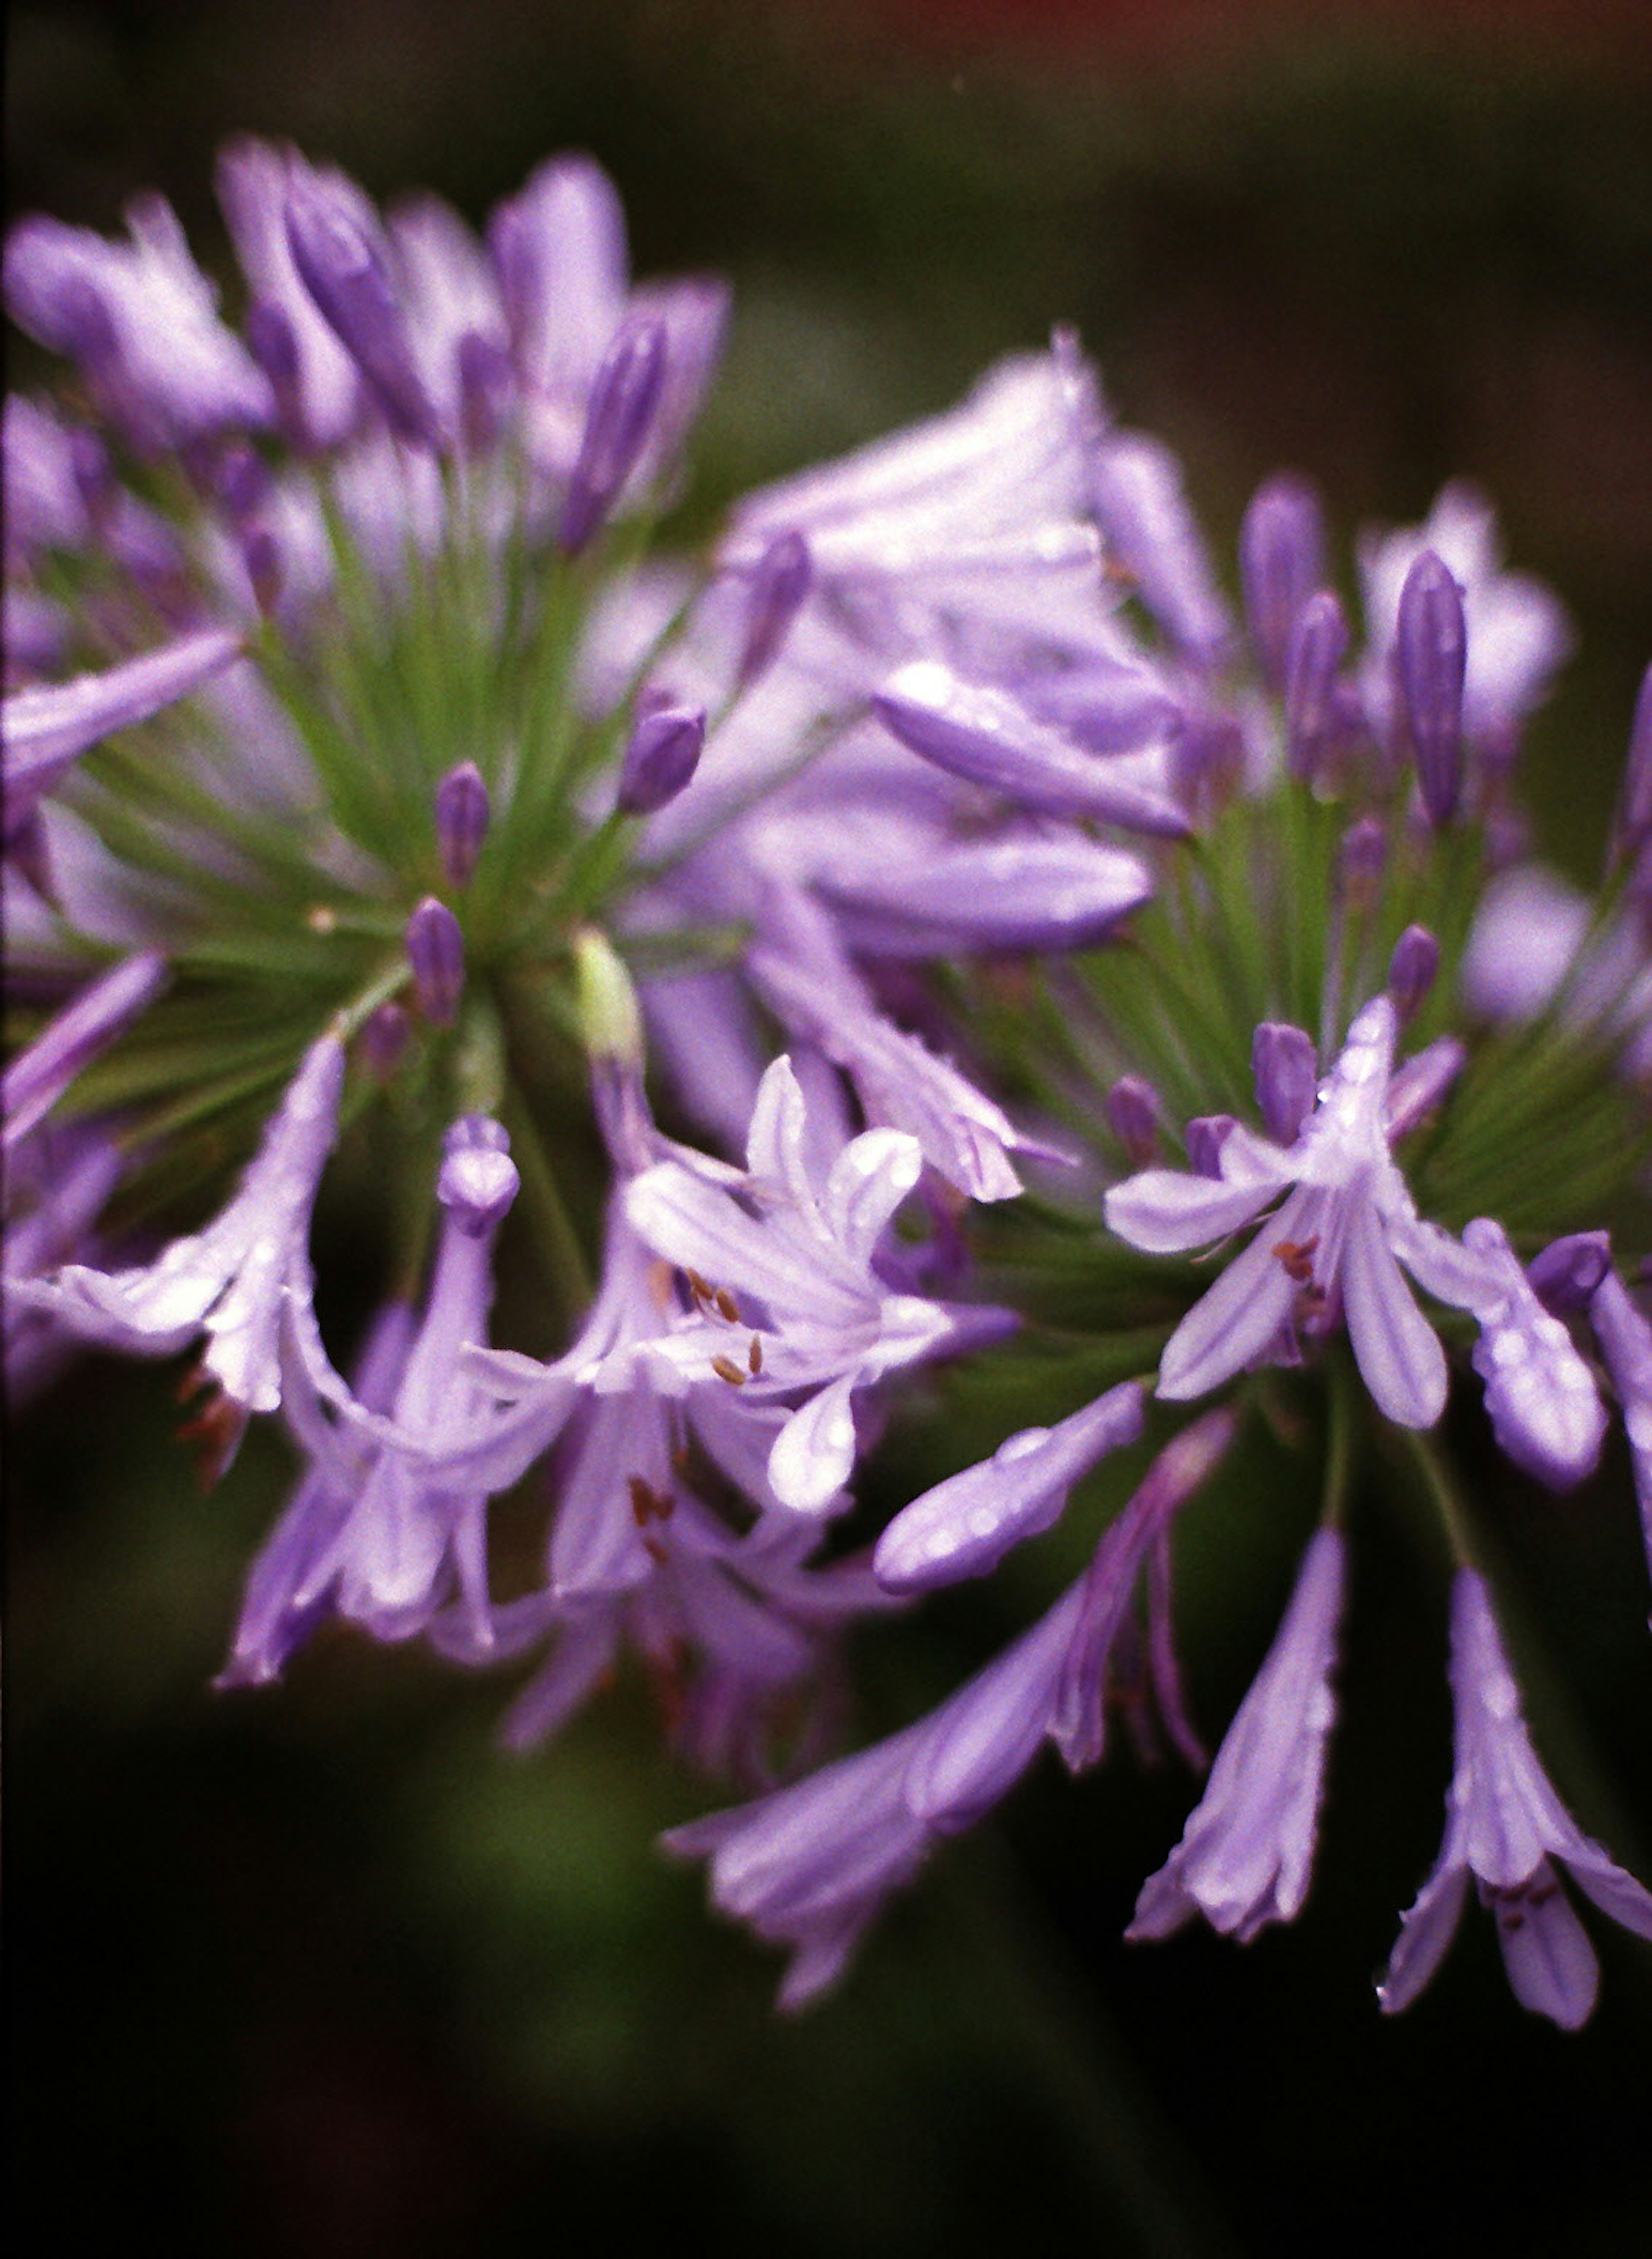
[9,4,1652,2253]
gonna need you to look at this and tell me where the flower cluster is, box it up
[6,142,1651,2028]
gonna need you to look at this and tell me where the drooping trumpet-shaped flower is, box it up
[1379,1570,1652,2028]
[1129,1526,1345,1943]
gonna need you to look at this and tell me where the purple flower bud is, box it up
[245,298,308,444]
[736,530,812,687]
[1106,1076,1161,1168]
[3,949,169,1149]
[361,1000,412,1081]
[456,329,512,453]
[434,760,491,890]
[1387,924,1439,1022]
[1251,1023,1318,1144]
[1239,473,1324,687]
[211,442,273,523]
[438,1114,518,1237]
[1185,1115,1237,1178]
[68,427,115,523]
[240,523,282,616]
[616,701,705,817]
[558,318,667,555]
[406,895,465,1026]
[6,805,55,903]
[1527,1231,1612,1316]
[1396,549,1467,825]
[284,177,438,447]
[1611,661,1652,867]
[1284,590,1348,784]
[1338,815,1387,910]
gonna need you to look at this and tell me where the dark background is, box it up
[9,4,1652,2253]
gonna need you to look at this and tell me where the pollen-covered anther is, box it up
[174,1367,250,1489]
[710,1354,748,1387]
[627,1474,674,1525]
[1273,1236,1320,1285]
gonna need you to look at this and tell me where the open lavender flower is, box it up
[6,137,1649,2040]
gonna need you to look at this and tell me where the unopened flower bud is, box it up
[240,523,282,616]
[434,760,490,890]
[1527,1231,1612,1316]
[1106,1075,1161,1167]
[361,1000,412,1081]
[285,178,438,447]
[558,318,667,555]
[245,298,306,444]
[437,1113,518,1237]
[1239,474,1324,688]
[1338,815,1387,910]
[1185,1115,1237,1178]
[574,927,644,1070]
[1285,590,1348,784]
[213,443,273,524]
[737,530,812,687]
[617,700,705,817]
[406,895,465,1026]
[1387,924,1439,1022]
[1396,549,1467,825]
[456,330,512,453]
[1252,1023,1318,1145]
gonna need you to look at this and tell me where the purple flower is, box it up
[1106,997,1479,1426]
[1090,429,1231,663]
[269,1116,524,1655]
[10,1032,345,1420]
[3,629,242,839]
[720,342,1128,669]
[872,1381,1146,1595]
[1457,1217,1607,1492]
[2,950,168,1150]
[1128,1527,1344,1942]
[6,196,273,448]
[1379,1570,1652,2027]
[874,659,1191,838]
[1239,472,1324,687]
[434,761,491,890]
[667,1409,1225,2006]
[622,1057,990,1513]
[1359,483,1572,752]
[1395,550,1467,825]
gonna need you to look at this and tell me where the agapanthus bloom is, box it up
[6,137,1649,2037]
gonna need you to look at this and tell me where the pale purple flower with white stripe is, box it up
[1105,996,1477,1427]
[3,628,242,841]
[1455,1217,1608,1492]
[872,1381,1146,1595]
[666,1407,1226,2006]
[1379,1569,1652,2028]
[1128,1526,1344,1943]
[270,1115,523,1655]
[10,1031,344,1423]
[622,1055,1003,1513]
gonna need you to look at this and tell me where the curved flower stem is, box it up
[499,1078,592,1328]
[1320,1351,1359,1532]
[1402,1426,1478,1570]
